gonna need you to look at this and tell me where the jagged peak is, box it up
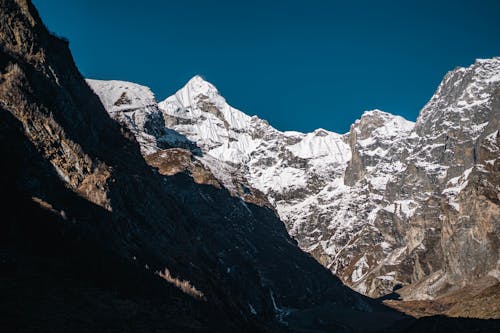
[356,109,414,127]
[438,57,500,88]
[416,56,500,130]
[159,75,259,137]
[187,74,209,85]
[181,74,219,98]
[312,128,340,137]
[474,56,500,65]
[360,109,408,121]
[160,75,225,111]
[446,57,500,75]
[361,109,387,117]
[351,109,414,139]
[470,57,500,83]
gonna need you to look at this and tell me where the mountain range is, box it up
[1,0,499,331]
[87,56,500,318]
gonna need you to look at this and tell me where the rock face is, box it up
[90,57,499,315]
[1,1,418,332]
[385,59,500,304]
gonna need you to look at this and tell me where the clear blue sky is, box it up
[33,0,500,133]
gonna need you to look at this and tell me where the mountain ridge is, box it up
[1,0,499,330]
[88,56,499,318]
[2,1,419,331]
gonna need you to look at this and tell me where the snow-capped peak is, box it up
[88,57,499,301]
[361,109,388,117]
[158,77,262,164]
[183,75,220,98]
[157,76,354,168]
[416,57,500,135]
[86,79,168,155]
[358,109,413,125]
[287,129,349,161]
[160,76,253,128]
[86,79,157,113]
[352,109,415,141]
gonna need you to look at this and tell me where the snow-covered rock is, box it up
[86,79,166,155]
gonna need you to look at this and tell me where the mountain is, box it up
[0,1,419,332]
[88,59,499,318]
[1,0,498,331]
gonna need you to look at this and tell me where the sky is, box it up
[33,0,500,134]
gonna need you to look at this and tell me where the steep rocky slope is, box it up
[0,1,421,332]
[376,59,500,301]
[90,57,499,317]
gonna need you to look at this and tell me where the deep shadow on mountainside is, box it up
[0,0,499,331]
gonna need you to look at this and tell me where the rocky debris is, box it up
[385,277,500,319]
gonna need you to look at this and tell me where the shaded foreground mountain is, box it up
[0,0,499,332]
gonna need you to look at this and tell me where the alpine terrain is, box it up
[89,59,500,318]
[1,0,499,331]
